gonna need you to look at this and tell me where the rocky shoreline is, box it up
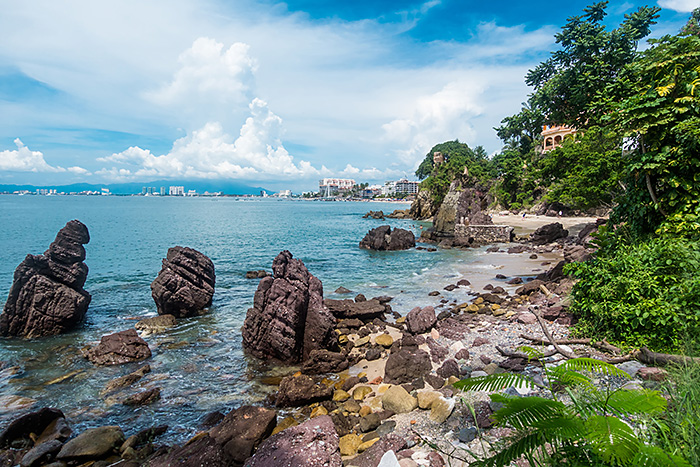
[0,217,664,467]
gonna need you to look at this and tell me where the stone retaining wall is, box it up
[454,224,514,245]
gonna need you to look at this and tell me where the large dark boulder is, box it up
[529,222,568,245]
[405,306,437,334]
[151,246,215,318]
[209,406,277,465]
[242,251,337,363]
[0,220,91,338]
[83,329,152,365]
[275,374,333,407]
[384,343,432,384]
[245,415,342,467]
[149,434,228,467]
[359,225,415,251]
[0,408,68,449]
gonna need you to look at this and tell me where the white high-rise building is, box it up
[169,186,184,196]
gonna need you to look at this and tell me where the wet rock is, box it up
[506,277,523,285]
[0,408,67,449]
[443,284,457,292]
[275,374,333,407]
[83,329,151,365]
[564,245,592,263]
[507,245,528,254]
[20,439,63,467]
[121,425,168,453]
[209,406,277,464]
[121,388,161,406]
[360,225,415,251]
[56,426,124,461]
[324,299,386,321]
[134,314,176,334]
[245,415,341,467]
[335,286,352,294]
[102,365,151,395]
[363,210,385,220]
[0,220,91,338]
[536,261,565,282]
[530,223,568,245]
[149,433,227,467]
[242,251,337,363]
[384,347,431,384]
[405,306,436,334]
[151,246,215,318]
[351,434,407,467]
[301,350,349,375]
[246,270,270,279]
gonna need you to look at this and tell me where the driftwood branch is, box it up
[637,347,700,366]
[530,307,576,359]
[496,345,556,360]
[520,334,622,356]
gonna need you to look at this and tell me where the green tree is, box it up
[495,103,545,154]
[611,32,700,238]
[526,2,660,128]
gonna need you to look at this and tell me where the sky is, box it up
[0,0,697,191]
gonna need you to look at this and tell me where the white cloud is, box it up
[146,38,258,127]
[380,81,483,167]
[658,0,700,12]
[0,138,88,174]
[98,98,321,181]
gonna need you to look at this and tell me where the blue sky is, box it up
[0,0,696,191]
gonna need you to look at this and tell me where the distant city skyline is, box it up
[0,0,696,191]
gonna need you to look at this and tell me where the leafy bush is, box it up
[566,236,700,352]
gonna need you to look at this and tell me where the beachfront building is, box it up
[541,125,576,152]
[319,178,355,197]
[169,186,184,196]
[395,178,419,195]
[361,185,383,198]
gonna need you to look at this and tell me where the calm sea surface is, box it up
[0,196,497,441]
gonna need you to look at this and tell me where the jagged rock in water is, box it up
[529,222,569,245]
[241,250,337,363]
[0,220,91,338]
[424,181,492,242]
[409,190,437,220]
[362,210,385,219]
[324,298,386,320]
[151,246,215,318]
[359,225,415,251]
[83,329,152,365]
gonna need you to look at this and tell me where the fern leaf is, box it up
[531,414,587,442]
[453,373,535,392]
[474,432,548,467]
[633,444,692,467]
[548,365,594,388]
[604,389,668,416]
[518,345,545,360]
[491,396,567,430]
[586,415,640,464]
[563,357,631,379]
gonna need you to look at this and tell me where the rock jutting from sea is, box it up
[0,220,91,338]
[241,250,337,363]
[359,225,415,251]
[150,246,215,318]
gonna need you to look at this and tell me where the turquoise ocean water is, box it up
[0,196,490,442]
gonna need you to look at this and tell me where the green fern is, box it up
[586,415,641,464]
[562,357,632,378]
[633,445,692,467]
[453,373,536,392]
[490,395,566,430]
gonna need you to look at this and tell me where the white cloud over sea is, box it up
[1,0,689,189]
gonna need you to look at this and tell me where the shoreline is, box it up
[0,213,623,466]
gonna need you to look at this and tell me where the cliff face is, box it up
[408,191,436,220]
[418,180,493,242]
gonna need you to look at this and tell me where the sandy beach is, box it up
[490,212,602,236]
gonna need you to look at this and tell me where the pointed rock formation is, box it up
[151,246,215,318]
[359,225,415,251]
[241,250,337,363]
[0,220,91,338]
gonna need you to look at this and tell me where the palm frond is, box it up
[633,444,692,467]
[473,431,548,467]
[453,373,535,392]
[491,396,567,430]
[585,415,640,465]
[603,389,668,416]
[548,364,594,388]
[562,357,631,379]
[531,414,587,442]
